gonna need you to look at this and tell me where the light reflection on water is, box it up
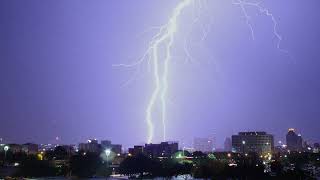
[30,176,196,180]
[31,176,196,180]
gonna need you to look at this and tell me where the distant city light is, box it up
[37,153,43,160]
[228,163,237,167]
[4,145,9,152]
[14,162,20,167]
[288,128,295,132]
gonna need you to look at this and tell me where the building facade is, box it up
[79,139,100,153]
[144,142,178,157]
[232,132,274,155]
[101,140,122,154]
[286,128,303,152]
[128,145,144,156]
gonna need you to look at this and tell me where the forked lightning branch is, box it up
[114,0,286,144]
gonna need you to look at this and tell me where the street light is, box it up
[242,141,246,155]
[105,149,111,157]
[105,149,111,167]
[4,145,9,165]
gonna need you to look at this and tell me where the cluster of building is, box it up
[0,128,319,158]
[1,128,319,178]
[78,139,122,155]
[185,128,318,156]
[190,128,319,156]
[227,128,319,155]
[128,141,178,158]
[0,143,39,155]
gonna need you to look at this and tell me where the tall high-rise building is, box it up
[224,137,232,152]
[286,128,303,152]
[232,132,274,155]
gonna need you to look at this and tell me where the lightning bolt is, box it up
[146,0,193,143]
[114,0,194,143]
[114,0,288,144]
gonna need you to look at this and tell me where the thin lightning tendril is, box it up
[233,0,288,53]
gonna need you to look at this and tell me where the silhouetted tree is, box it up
[54,146,68,160]
[119,153,156,178]
[271,160,283,176]
[192,151,206,158]
[16,159,57,177]
[192,159,226,179]
[69,153,101,178]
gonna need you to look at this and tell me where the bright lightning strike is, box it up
[114,0,288,144]
[146,0,193,143]
[114,0,194,143]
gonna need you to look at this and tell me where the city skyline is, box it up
[0,128,314,151]
[1,0,320,148]
[1,129,318,156]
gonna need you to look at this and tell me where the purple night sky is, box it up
[1,0,320,148]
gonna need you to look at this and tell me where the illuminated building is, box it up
[193,137,215,153]
[144,141,178,158]
[79,139,100,153]
[232,132,274,155]
[286,128,303,152]
[39,144,56,151]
